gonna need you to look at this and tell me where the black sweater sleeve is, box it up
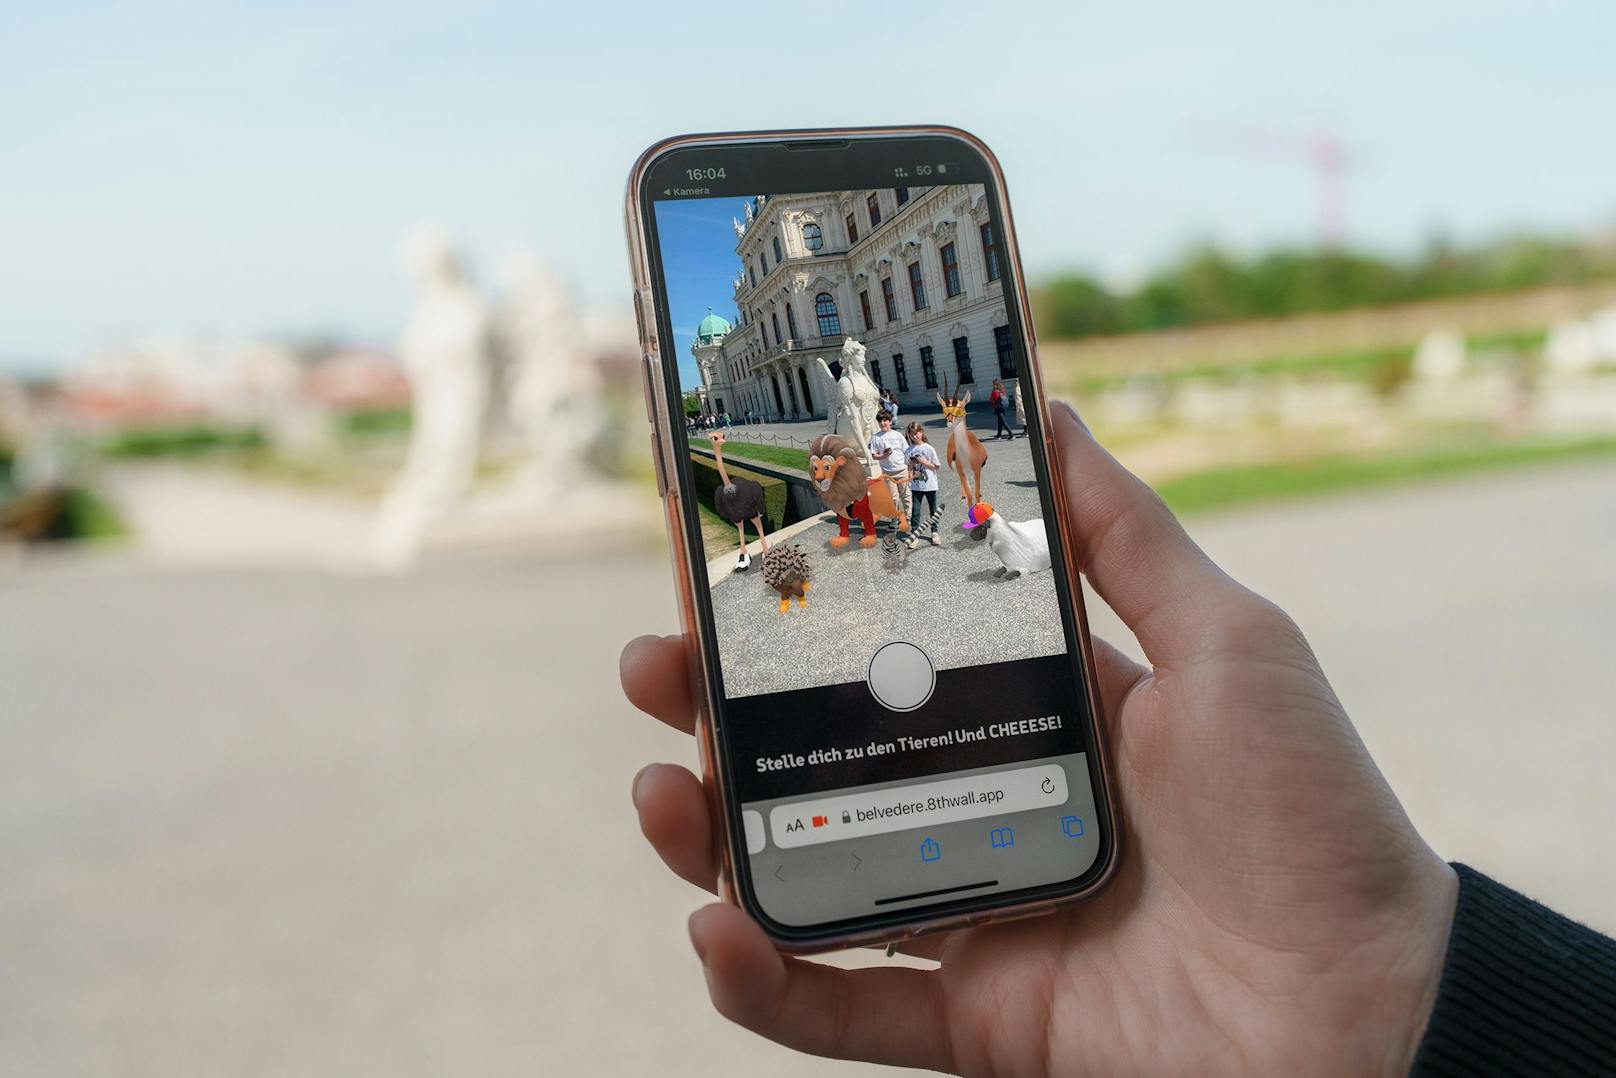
[1410,863,1616,1076]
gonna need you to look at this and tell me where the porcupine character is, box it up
[761,543,812,613]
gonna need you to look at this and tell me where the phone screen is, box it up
[639,134,1111,940]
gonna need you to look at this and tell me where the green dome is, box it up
[695,307,731,344]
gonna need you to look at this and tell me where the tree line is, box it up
[1032,232,1616,339]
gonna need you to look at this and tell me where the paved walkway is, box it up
[2,460,1614,1075]
[102,463,377,571]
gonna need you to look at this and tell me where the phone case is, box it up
[624,126,1121,953]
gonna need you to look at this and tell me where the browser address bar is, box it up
[768,763,1069,849]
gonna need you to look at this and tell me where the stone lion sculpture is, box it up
[807,433,908,548]
[812,338,880,477]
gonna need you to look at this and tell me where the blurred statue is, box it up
[493,250,606,499]
[373,227,492,570]
[1545,319,1598,375]
[812,338,880,477]
[1412,328,1465,382]
[1589,306,1616,366]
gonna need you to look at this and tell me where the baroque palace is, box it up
[691,183,1017,421]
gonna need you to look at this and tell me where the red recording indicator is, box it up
[811,815,829,828]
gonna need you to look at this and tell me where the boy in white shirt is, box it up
[867,410,911,543]
[904,420,943,546]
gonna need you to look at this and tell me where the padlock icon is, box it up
[841,810,851,824]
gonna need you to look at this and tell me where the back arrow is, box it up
[774,864,785,881]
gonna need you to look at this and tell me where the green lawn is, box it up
[1062,328,1553,400]
[1156,434,1616,515]
[689,438,810,472]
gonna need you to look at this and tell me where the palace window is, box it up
[940,243,962,297]
[980,221,1000,282]
[896,186,909,206]
[802,222,823,251]
[773,236,783,263]
[748,264,756,287]
[919,345,937,389]
[893,353,909,392]
[867,193,881,228]
[770,310,783,347]
[994,324,1015,378]
[952,335,974,384]
[881,277,897,322]
[908,261,927,311]
[846,212,858,244]
[760,250,767,275]
[785,303,799,341]
[815,292,842,337]
[870,358,883,387]
[859,289,873,332]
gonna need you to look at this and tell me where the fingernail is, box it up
[1054,399,1091,434]
[631,764,655,808]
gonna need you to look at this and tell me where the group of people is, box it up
[866,410,945,549]
[685,411,734,434]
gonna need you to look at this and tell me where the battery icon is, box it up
[937,163,949,174]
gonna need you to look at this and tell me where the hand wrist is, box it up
[1368,859,1460,1076]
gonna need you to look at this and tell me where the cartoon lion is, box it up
[807,433,908,548]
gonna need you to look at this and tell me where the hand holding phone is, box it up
[623,403,1458,1074]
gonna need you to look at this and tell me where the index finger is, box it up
[620,634,698,735]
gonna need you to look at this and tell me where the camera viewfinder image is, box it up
[656,184,1069,698]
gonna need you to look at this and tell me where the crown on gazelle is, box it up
[936,373,971,419]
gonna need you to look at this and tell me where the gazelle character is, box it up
[937,375,988,509]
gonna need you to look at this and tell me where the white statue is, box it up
[1412,328,1465,381]
[494,249,604,499]
[1589,306,1616,366]
[813,338,881,476]
[373,227,493,569]
[1545,319,1598,374]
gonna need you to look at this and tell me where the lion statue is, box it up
[811,338,880,477]
[807,433,908,548]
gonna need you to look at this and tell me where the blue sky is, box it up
[3,0,1614,371]
[653,197,756,391]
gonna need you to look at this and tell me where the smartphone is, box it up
[625,127,1119,952]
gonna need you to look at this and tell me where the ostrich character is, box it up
[761,543,811,613]
[707,431,770,571]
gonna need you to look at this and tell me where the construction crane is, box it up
[1197,124,1357,249]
